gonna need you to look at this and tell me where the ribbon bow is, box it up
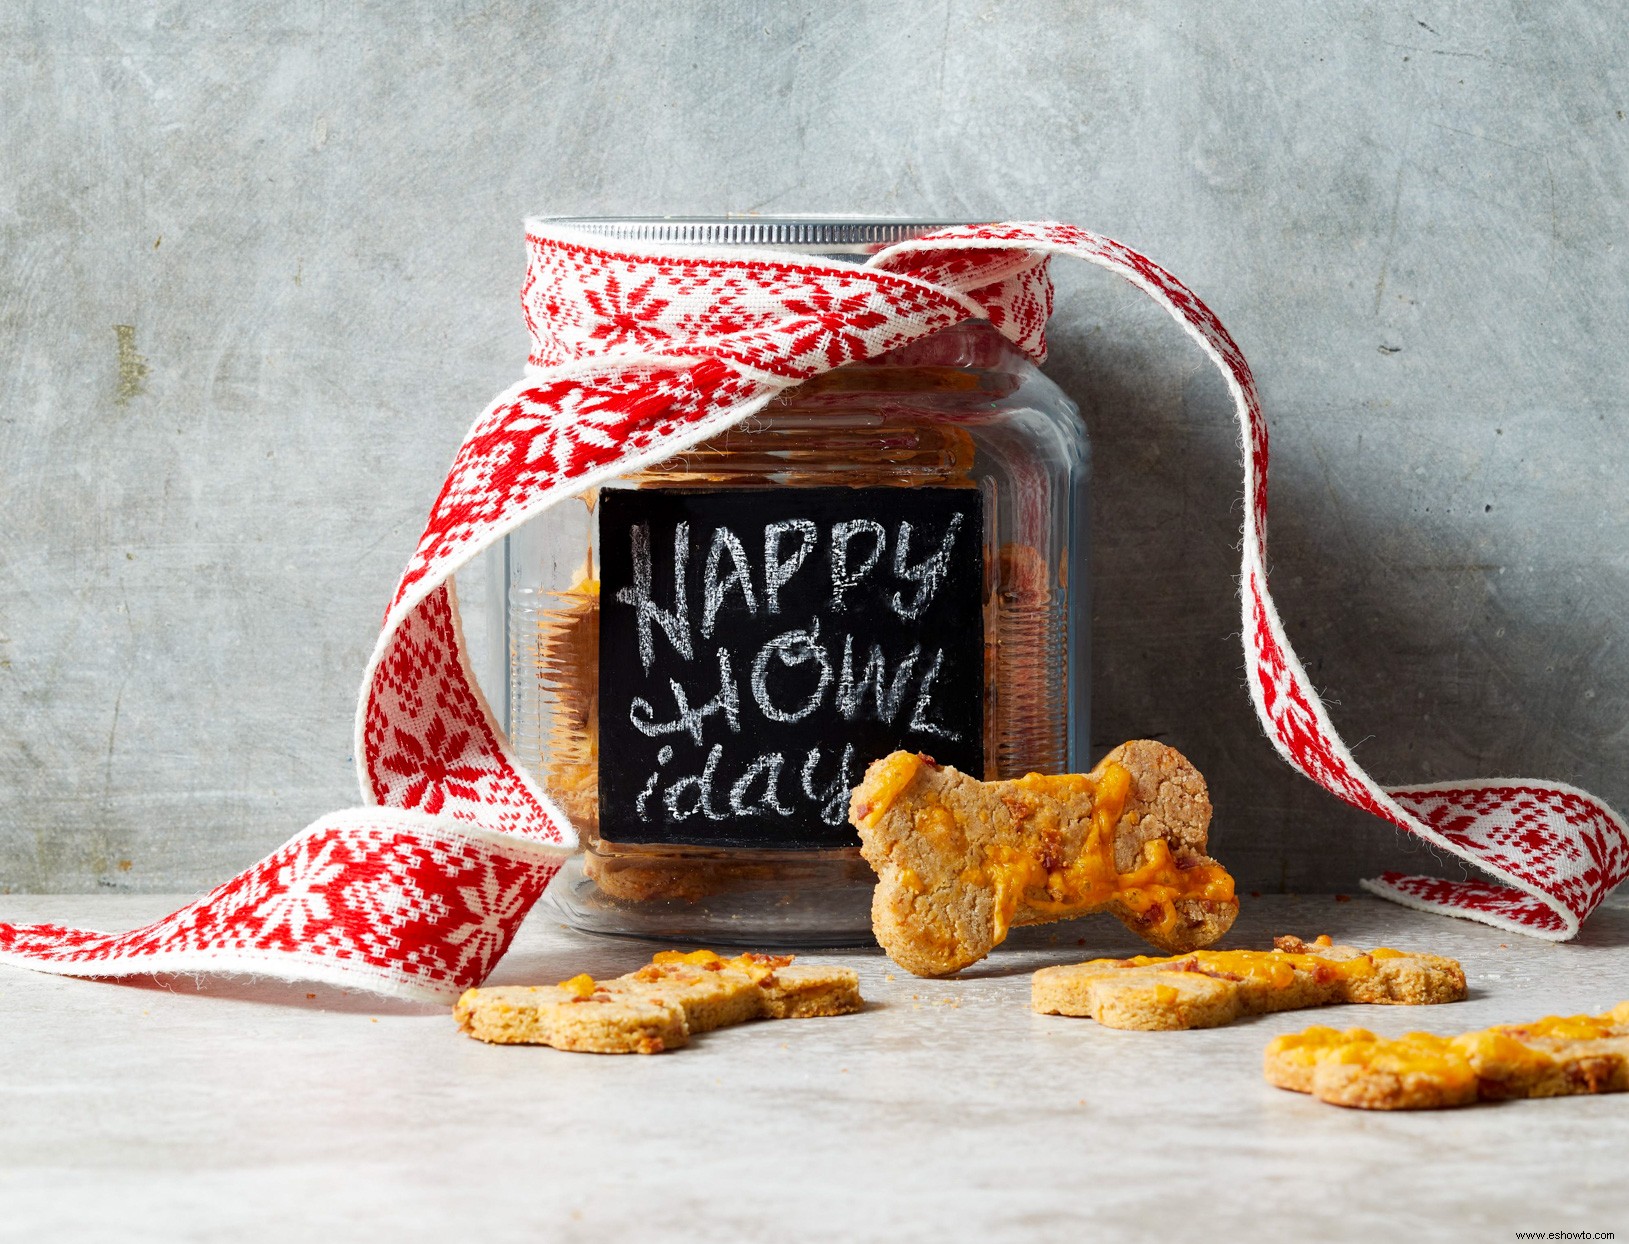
[4,222,1623,1001]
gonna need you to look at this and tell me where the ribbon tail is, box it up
[877,222,1629,939]
[1358,874,1575,941]
[0,810,567,1001]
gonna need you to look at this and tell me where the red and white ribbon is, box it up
[4,222,1624,1002]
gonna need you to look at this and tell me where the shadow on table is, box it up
[76,971,446,1016]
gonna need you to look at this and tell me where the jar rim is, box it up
[531,215,983,255]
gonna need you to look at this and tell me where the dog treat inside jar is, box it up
[495,217,1090,944]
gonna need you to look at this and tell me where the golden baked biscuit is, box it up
[455,949,862,1053]
[1266,1002,1629,1109]
[1032,934,1466,1030]
[850,740,1237,977]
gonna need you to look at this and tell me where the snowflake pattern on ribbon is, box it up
[0,811,560,1000]
[3,219,1625,1003]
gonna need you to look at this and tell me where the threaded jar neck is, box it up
[529,216,983,260]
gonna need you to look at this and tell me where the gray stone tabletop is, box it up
[1,892,1625,1243]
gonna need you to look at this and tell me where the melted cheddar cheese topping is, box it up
[854,752,931,829]
[1085,942,1407,989]
[640,948,791,984]
[560,949,797,994]
[1270,1002,1629,1084]
[983,762,1232,938]
[556,973,598,998]
[652,949,725,967]
[859,753,1234,937]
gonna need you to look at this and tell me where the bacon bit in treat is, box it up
[1036,826,1065,873]
[917,753,938,767]
[1000,792,1037,823]
[1275,935,1335,953]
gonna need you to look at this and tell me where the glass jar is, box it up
[487,217,1090,945]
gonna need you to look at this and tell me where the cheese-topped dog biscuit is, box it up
[850,740,1238,977]
[1032,935,1466,1030]
[1266,1003,1629,1109]
[455,950,862,1054]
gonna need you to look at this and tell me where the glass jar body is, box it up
[490,320,1089,944]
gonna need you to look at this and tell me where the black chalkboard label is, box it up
[597,486,985,849]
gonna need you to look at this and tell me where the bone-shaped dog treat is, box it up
[849,740,1238,977]
[1032,935,1466,1030]
[455,950,862,1053]
[1266,1003,1629,1109]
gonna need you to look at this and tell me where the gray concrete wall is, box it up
[3,0,1625,895]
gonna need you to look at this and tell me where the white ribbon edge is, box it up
[0,806,569,1001]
